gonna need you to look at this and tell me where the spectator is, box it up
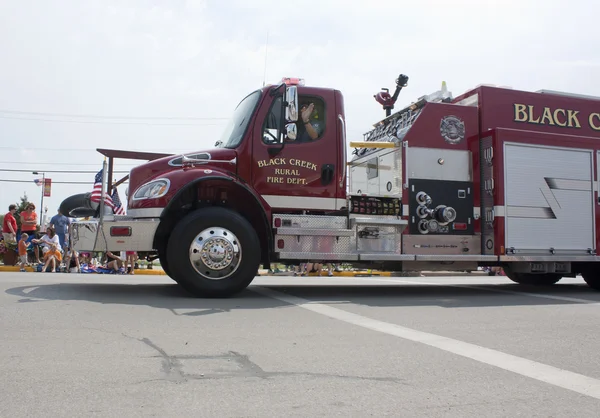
[64,247,81,273]
[106,251,124,273]
[32,227,62,272]
[3,204,17,243]
[125,251,138,275]
[20,203,39,263]
[18,233,30,272]
[49,209,69,251]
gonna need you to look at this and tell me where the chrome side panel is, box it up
[71,218,159,252]
[272,214,347,229]
[402,234,481,256]
[272,213,502,264]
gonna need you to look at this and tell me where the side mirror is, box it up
[285,86,298,122]
[285,123,297,141]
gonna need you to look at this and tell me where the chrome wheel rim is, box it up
[189,227,242,280]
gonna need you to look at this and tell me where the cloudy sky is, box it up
[1,0,598,221]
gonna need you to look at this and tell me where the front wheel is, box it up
[166,207,261,298]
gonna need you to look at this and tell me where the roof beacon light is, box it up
[282,77,305,86]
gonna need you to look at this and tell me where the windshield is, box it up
[217,90,262,149]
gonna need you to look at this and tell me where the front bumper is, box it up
[70,216,160,252]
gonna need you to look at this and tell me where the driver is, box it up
[290,102,323,142]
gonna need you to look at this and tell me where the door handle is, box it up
[321,164,334,185]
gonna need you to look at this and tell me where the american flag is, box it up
[91,168,114,209]
[111,187,126,215]
[33,178,43,186]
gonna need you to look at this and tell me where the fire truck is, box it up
[60,74,600,297]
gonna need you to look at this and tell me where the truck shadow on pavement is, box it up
[5,279,600,315]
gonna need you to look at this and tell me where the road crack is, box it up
[134,339,407,385]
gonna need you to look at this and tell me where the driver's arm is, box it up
[303,121,318,140]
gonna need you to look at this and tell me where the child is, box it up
[18,233,30,272]
[42,242,62,273]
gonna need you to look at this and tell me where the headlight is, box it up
[132,178,170,200]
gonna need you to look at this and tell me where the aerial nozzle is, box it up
[396,74,409,88]
[374,73,409,117]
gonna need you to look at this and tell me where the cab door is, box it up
[251,88,342,212]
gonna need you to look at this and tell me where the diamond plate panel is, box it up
[272,214,347,229]
[275,235,355,254]
[356,225,401,253]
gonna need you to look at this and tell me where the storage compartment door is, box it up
[504,143,594,254]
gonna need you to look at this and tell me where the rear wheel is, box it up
[580,267,600,291]
[166,207,261,298]
[504,265,562,286]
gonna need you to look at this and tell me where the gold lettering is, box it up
[289,159,318,171]
[274,168,300,176]
[287,177,307,185]
[514,104,585,129]
[590,113,600,131]
[567,110,581,128]
[527,105,540,124]
[258,158,287,168]
[514,104,528,122]
[271,158,285,166]
[266,176,284,184]
[540,107,555,125]
[553,109,567,127]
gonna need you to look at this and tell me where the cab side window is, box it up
[261,94,326,145]
[294,95,326,143]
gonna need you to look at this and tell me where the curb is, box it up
[0,266,487,277]
[259,270,393,277]
[0,265,167,275]
[0,266,390,277]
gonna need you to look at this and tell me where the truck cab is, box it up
[65,78,350,296]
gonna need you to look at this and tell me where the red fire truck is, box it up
[60,74,600,297]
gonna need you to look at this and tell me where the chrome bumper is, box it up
[70,216,160,252]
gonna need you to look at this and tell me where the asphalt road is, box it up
[2,273,600,417]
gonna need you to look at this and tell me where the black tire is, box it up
[158,250,171,278]
[59,193,97,218]
[580,268,600,291]
[166,207,261,298]
[504,268,562,286]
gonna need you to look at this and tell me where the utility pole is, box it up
[32,171,45,226]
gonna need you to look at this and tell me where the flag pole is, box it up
[99,158,108,226]
[40,172,45,227]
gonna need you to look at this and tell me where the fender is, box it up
[155,168,273,267]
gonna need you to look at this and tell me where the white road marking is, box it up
[253,286,600,400]
[364,278,600,305]
[21,286,40,295]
